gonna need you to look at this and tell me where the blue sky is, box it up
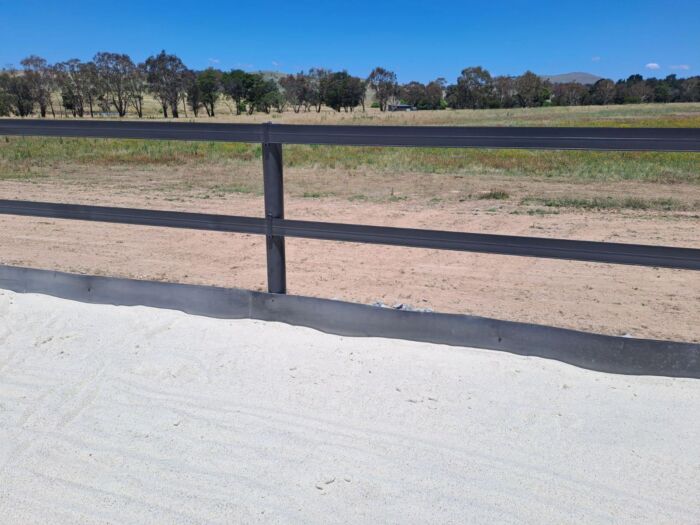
[0,0,697,82]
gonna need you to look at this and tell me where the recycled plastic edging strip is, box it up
[1,264,698,379]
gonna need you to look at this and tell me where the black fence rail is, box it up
[3,119,700,150]
[2,199,699,271]
[0,119,699,298]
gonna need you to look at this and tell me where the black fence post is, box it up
[262,124,286,294]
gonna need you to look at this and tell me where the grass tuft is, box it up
[522,196,694,211]
[478,190,510,200]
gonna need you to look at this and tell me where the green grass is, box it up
[1,136,698,184]
[388,194,408,202]
[526,208,561,216]
[302,191,334,198]
[0,137,258,164]
[0,168,47,181]
[348,194,368,202]
[478,189,510,200]
[207,183,258,196]
[522,196,697,211]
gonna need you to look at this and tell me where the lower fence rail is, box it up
[1,199,699,271]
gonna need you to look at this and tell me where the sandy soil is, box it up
[1,290,699,524]
[1,175,698,342]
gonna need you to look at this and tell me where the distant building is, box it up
[388,104,416,112]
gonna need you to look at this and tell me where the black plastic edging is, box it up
[1,264,698,379]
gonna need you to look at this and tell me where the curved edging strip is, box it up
[1,264,698,379]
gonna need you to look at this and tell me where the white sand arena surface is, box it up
[1,290,699,524]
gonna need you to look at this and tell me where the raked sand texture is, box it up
[0,290,699,524]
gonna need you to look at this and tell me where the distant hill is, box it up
[541,72,603,85]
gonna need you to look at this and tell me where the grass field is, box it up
[131,98,700,128]
[2,103,700,211]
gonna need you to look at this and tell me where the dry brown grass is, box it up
[32,97,700,127]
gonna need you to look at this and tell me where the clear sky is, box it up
[1,0,697,82]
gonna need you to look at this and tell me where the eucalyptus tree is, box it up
[79,61,102,117]
[552,82,590,106]
[244,74,281,114]
[128,63,148,117]
[400,81,426,107]
[446,67,493,109]
[0,69,34,116]
[184,70,202,116]
[591,79,616,105]
[515,71,550,107]
[400,79,445,109]
[55,59,87,117]
[367,67,398,111]
[425,78,446,109]
[0,73,12,116]
[144,51,188,118]
[492,76,516,108]
[20,55,55,117]
[197,68,222,116]
[307,68,330,112]
[280,72,309,113]
[221,69,249,115]
[94,52,137,117]
[323,71,365,112]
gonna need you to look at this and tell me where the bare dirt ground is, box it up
[1,169,698,342]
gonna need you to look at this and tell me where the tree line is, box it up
[1,51,699,118]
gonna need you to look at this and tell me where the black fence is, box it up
[0,119,699,298]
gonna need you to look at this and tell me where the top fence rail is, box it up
[2,119,700,151]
